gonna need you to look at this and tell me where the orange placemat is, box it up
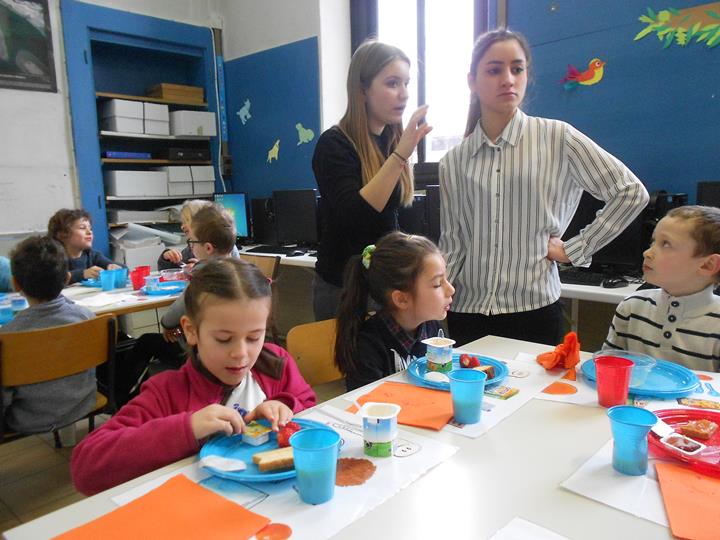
[656,462,720,540]
[54,475,270,540]
[347,381,453,430]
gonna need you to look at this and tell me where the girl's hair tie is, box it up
[361,244,376,269]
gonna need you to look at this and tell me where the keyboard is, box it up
[558,267,607,286]
[244,245,305,255]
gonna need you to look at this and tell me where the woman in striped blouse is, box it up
[439,28,648,346]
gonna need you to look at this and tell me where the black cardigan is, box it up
[313,126,400,287]
[345,314,440,391]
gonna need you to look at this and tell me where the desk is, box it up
[3,336,669,540]
[61,285,177,317]
[561,282,640,331]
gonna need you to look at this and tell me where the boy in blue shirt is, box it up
[47,209,122,284]
[605,206,720,371]
[1,236,97,433]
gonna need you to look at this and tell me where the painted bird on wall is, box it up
[561,58,606,90]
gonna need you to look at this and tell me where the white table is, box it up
[3,336,670,540]
[61,283,179,316]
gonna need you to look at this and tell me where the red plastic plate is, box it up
[648,408,720,477]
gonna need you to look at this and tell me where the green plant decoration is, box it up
[635,3,720,48]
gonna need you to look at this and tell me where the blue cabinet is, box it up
[61,0,220,254]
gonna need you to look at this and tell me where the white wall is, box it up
[318,0,350,130]
[0,0,219,255]
[212,0,320,60]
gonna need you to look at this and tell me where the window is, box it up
[378,0,478,162]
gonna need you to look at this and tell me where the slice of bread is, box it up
[475,364,495,379]
[678,419,718,441]
[252,446,294,472]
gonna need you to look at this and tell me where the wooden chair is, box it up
[0,313,117,448]
[239,253,281,344]
[286,319,343,387]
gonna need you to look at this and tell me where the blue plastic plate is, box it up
[80,279,101,288]
[141,281,186,296]
[407,353,508,391]
[199,418,329,482]
[580,358,700,398]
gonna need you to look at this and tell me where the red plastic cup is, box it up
[134,265,151,278]
[130,270,145,291]
[595,356,634,407]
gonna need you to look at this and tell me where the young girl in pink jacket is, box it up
[71,258,316,495]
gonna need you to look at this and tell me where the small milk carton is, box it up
[422,336,456,373]
[360,402,401,458]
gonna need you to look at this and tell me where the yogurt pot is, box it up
[422,337,456,373]
[360,402,402,458]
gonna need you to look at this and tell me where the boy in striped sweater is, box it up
[604,206,720,371]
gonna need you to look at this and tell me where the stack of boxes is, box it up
[100,98,169,135]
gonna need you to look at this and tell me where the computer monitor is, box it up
[273,189,319,247]
[697,182,720,207]
[562,191,646,275]
[424,185,441,244]
[213,192,250,240]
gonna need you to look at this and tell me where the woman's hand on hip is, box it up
[395,105,433,159]
[547,237,570,263]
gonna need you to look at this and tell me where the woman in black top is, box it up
[312,40,432,320]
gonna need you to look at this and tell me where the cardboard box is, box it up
[104,170,168,197]
[169,111,217,136]
[101,99,143,119]
[193,181,215,195]
[190,165,215,182]
[112,242,166,271]
[164,166,192,183]
[143,103,170,135]
[168,182,193,196]
[107,209,170,223]
[147,83,204,102]
[101,116,144,134]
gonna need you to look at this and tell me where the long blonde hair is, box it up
[339,40,414,206]
[464,28,532,137]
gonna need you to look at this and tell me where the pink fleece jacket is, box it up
[71,343,316,495]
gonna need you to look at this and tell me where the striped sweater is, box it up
[604,285,720,372]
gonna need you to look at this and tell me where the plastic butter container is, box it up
[242,421,272,446]
[660,433,706,456]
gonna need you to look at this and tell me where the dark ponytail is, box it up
[334,254,370,376]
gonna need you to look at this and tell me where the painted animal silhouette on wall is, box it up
[237,99,252,125]
[267,139,280,163]
[295,122,315,145]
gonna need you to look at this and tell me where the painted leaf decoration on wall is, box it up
[635,3,720,48]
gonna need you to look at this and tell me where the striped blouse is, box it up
[605,286,720,372]
[439,109,648,315]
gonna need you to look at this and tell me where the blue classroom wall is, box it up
[224,38,321,199]
[506,0,720,201]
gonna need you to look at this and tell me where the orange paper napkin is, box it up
[537,331,580,380]
[347,381,453,430]
[54,475,270,540]
[656,462,720,540]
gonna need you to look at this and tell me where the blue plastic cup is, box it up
[448,369,487,424]
[10,297,28,312]
[290,428,341,505]
[114,267,129,288]
[99,269,115,291]
[607,405,658,476]
[0,306,13,325]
